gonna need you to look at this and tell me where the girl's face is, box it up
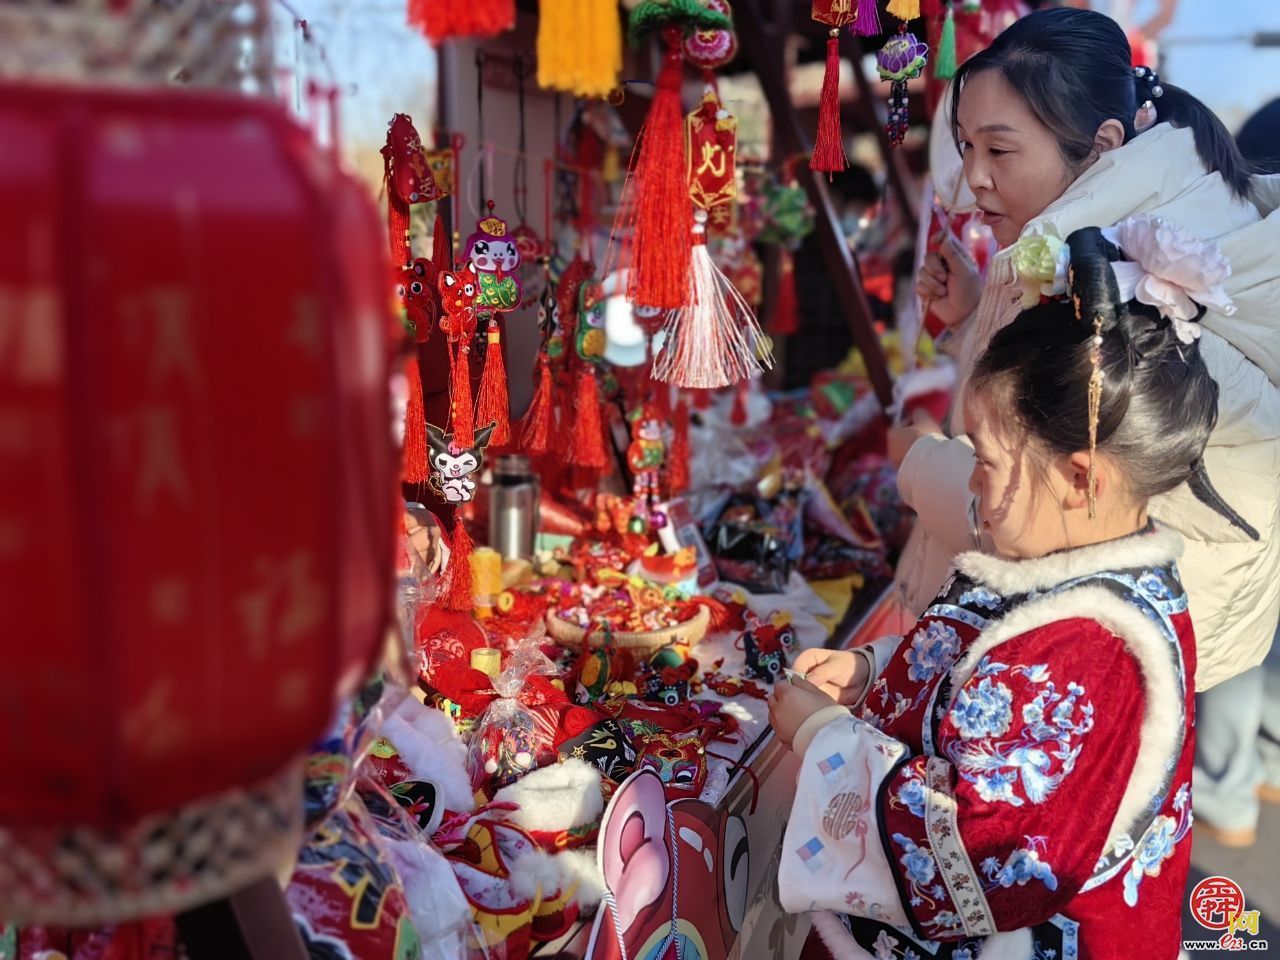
[965,391,1074,560]
[955,70,1077,248]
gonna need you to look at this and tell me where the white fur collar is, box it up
[954,524,1183,596]
[949,584,1184,854]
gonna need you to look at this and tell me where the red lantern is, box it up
[0,82,397,924]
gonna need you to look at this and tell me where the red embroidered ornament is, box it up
[382,113,443,270]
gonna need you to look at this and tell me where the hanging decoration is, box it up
[408,0,515,46]
[403,356,430,485]
[438,264,481,447]
[570,276,610,470]
[382,114,443,271]
[849,0,883,37]
[626,403,666,522]
[809,0,856,177]
[426,422,497,505]
[667,396,691,495]
[537,0,623,99]
[686,87,737,212]
[464,205,520,447]
[934,0,958,80]
[399,257,439,342]
[877,1,929,147]
[682,0,737,79]
[519,276,560,456]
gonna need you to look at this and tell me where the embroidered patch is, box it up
[823,791,868,840]
[817,753,846,785]
[922,756,995,937]
[797,836,826,872]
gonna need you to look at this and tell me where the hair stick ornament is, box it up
[810,0,857,177]
[1086,315,1104,519]
[877,0,928,148]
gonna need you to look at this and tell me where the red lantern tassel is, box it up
[432,213,452,271]
[668,397,691,494]
[450,342,475,448]
[620,29,692,310]
[520,350,554,455]
[569,369,608,469]
[810,32,849,176]
[692,388,712,411]
[440,520,476,612]
[730,380,749,426]
[476,318,510,446]
[388,195,410,269]
[771,248,799,335]
[403,356,429,484]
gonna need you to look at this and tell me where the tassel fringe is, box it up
[810,33,848,176]
[440,521,476,612]
[402,355,429,484]
[569,370,609,470]
[520,351,555,456]
[476,319,511,446]
[852,0,882,36]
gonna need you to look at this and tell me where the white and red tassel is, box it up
[652,209,773,389]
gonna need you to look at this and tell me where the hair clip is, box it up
[1133,65,1164,99]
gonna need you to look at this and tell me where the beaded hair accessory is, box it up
[1133,65,1163,132]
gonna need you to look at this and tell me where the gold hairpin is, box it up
[1086,315,1104,518]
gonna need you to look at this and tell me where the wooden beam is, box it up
[733,0,895,410]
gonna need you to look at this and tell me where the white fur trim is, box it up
[955,525,1183,596]
[381,698,475,815]
[492,759,604,833]
[507,848,607,908]
[949,585,1182,854]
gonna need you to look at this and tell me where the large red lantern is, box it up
[0,81,398,924]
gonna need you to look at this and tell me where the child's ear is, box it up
[1062,450,1102,512]
[1094,118,1126,155]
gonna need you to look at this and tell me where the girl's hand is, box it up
[768,677,837,749]
[916,229,981,329]
[790,648,869,707]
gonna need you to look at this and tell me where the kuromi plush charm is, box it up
[426,422,496,503]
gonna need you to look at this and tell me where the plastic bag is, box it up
[464,642,562,796]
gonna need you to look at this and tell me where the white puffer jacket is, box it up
[895,124,1280,689]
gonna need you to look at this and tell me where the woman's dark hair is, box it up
[969,227,1258,539]
[950,7,1251,199]
[1237,97,1280,175]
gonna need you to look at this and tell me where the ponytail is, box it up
[1151,82,1252,199]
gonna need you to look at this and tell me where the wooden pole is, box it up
[733,0,896,410]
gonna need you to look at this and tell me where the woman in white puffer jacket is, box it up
[898,7,1280,690]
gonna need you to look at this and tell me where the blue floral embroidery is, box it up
[948,666,1093,807]
[1122,783,1192,907]
[949,677,1014,740]
[896,776,927,818]
[975,657,1010,678]
[893,834,938,886]
[905,621,962,684]
[980,837,1058,892]
[958,585,1004,611]
[1136,571,1172,600]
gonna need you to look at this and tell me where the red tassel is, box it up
[450,342,475,448]
[432,213,452,271]
[668,397,690,494]
[520,351,554,455]
[389,196,411,269]
[921,0,944,15]
[852,0,883,36]
[810,33,849,176]
[619,30,692,310]
[440,520,476,612]
[730,380,749,425]
[409,0,514,44]
[476,318,511,446]
[402,356,429,484]
[771,248,799,335]
[692,388,712,411]
[569,370,608,470]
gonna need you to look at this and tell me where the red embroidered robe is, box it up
[780,525,1196,960]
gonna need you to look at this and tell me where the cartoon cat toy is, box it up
[466,204,522,313]
[426,422,496,503]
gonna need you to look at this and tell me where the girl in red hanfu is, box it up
[770,225,1258,960]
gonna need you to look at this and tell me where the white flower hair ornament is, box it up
[1099,214,1236,344]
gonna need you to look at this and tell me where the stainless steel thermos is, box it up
[488,455,539,560]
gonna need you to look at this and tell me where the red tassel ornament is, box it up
[810,31,848,176]
[771,247,799,335]
[569,369,609,470]
[667,397,691,494]
[440,520,476,612]
[519,350,554,456]
[408,0,515,45]
[730,379,749,426]
[476,318,510,446]
[617,29,692,310]
[402,356,429,484]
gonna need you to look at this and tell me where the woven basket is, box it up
[546,605,711,656]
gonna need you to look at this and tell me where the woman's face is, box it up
[955,70,1077,248]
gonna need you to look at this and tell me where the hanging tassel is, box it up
[450,341,476,448]
[618,29,692,310]
[402,356,429,484]
[851,0,882,36]
[667,397,690,494]
[409,0,515,44]
[770,248,799,336]
[569,369,609,469]
[388,196,411,269]
[440,520,476,612]
[432,213,452,271]
[654,210,773,389]
[934,2,958,79]
[538,0,622,99]
[476,318,511,446]
[692,388,712,411]
[921,0,943,16]
[810,31,848,177]
[885,0,921,19]
[730,380,749,426]
[519,350,554,456]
